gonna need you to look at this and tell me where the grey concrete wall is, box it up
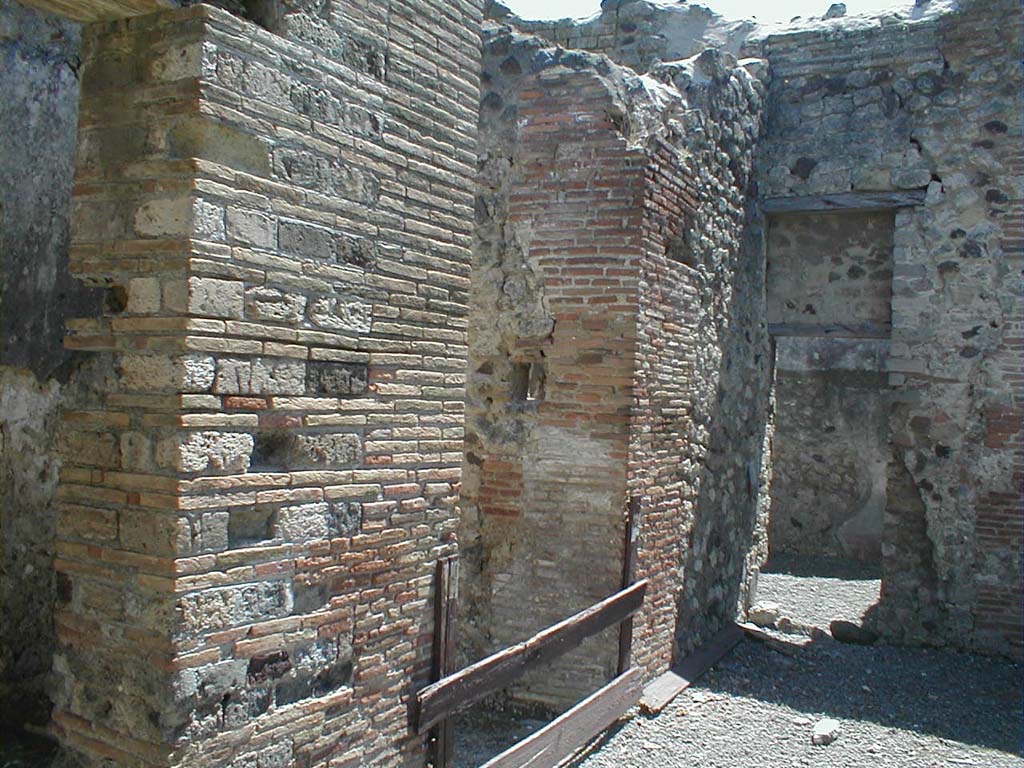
[0,0,101,731]
[770,340,889,561]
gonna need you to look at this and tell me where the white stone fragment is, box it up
[748,601,781,627]
[811,718,841,745]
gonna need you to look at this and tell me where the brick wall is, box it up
[462,62,644,710]
[53,1,482,765]
[462,27,772,708]
[629,54,771,677]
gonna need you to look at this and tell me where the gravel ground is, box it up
[569,638,1023,768]
[457,556,1020,768]
[453,708,548,767]
[755,554,882,630]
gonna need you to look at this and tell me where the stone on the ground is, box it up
[830,620,879,645]
[748,601,781,627]
[811,718,841,745]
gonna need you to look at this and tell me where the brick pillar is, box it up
[54,3,481,765]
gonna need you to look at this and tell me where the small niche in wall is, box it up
[228,507,274,547]
[510,361,545,404]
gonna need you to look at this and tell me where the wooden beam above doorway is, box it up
[16,0,175,23]
[762,190,927,215]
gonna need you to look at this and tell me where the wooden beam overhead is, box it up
[762,190,927,215]
[767,322,891,339]
[16,0,175,23]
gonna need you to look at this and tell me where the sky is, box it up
[502,0,911,24]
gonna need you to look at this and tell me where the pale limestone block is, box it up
[275,502,330,542]
[157,431,254,474]
[167,277,244,319]
[244,286,307,324]
[193,198,226,241]
[120,431,154,471]
[120,354,215,393]
[134,196,191,238]
[127,277,162,314]
[214,357,306,395]
[150,41,203,82]
[307,296,372,332]
[227,207,276,249]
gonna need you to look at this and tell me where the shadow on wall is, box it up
[671,199,773,659]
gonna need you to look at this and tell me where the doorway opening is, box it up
[757,207,896,636]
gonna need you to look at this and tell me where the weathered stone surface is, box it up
[306,296,372,332]
[830,619,879,645]
[157,431,254,474]
[0,2,100,381]
[254,432,362,470]
[121,354,216,394]
[460,22,772,708]
[7,0,480,764]
[166,277,245,319]
[753,0,1023,656]
[214,357,306,396]
[0,0,1018,766]
[306,361,368,396]
[244,286,306,325]
[178,582,292,635]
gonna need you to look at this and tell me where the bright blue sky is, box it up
[503,0,908,24]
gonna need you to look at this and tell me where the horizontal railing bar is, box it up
[413,579,648,735]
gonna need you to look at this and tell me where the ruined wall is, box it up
[629,51,771,675]
[462,21,773,707]
[461,34,643,709]
[52,1,482,766]
[754,0,1023,656]
[766,211,894,561]
[486,0,755,73]
[0,0,105,732]
[770,343,889,560]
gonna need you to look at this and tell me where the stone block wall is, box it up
[49,1,482,765]
[754,0,1023,656]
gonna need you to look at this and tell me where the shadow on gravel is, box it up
[0,730,56,768]
[701,638,1023,755]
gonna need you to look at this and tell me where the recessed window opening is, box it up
[510,361,545,403]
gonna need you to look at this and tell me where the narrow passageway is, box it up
[752,554,881,634]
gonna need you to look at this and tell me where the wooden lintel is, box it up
[639,622,743,714]
[479,668,643,768]
[768,322,891,339]
[413,579,648,735]
[17,0,175,23]
[762,190,927,215]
